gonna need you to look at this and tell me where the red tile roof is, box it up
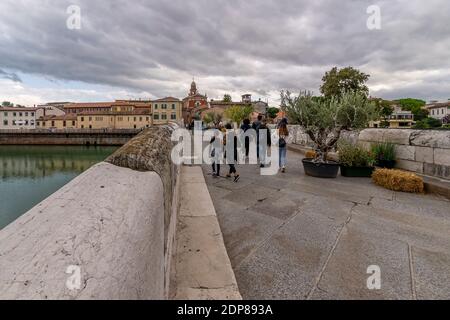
[38,114,77,121]
[0,107,38,112]
[78,110,152,116]
[154,97,181,102]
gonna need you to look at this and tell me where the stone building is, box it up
[426,101,450,121]
[182,80,209,126]
[36,114,77,129]
[370,106,415,128]
[36,97,182,130]
[152,97,183,125]
[0,107,39,129]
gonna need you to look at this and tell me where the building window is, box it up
[134,117,137,122]
[72,121,76,126]
[3,120,7,126]
[19,112,23,117]
[154,114,159,120]
[25,112,28,116]
[43,122,46,127]
[162,114,167,120]
[81,125,84,129]
[139,117,142,121]
[172,104,176,109]
[171,113,177,120]
[51,121,55,127]
[154,104,158,110]
[3,112,7,117]
[146,117,149,121]
[81,117,84,122]
[63,121,67,127]
[31,112,34,117]
[13,112,16,117]
[89,117,92,121]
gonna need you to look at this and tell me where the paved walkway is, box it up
[202,150,450,300]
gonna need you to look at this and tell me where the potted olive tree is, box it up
[281,91,378,178]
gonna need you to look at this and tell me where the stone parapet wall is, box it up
[288,126,450,180]
[0,125,181,299]
[358,129,450,180]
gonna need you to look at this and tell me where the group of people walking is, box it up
[210,116,289,182]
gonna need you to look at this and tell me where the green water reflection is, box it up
[0,145,118,229]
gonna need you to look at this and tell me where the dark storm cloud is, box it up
[0,0,449,101]
[0,69,21,82]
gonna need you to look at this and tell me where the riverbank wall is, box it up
[0,129,140,146]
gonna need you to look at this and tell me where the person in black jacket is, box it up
[252,115,263,160]
[224,123,240,182]
[240,118,251,158]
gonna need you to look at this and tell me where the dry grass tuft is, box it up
[372,168,424,193]
[305,150,317,159]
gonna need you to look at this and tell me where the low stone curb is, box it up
[171,166,242,300]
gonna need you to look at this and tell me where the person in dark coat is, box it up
[240,118,251,158]
[252,115,263,160]
[224,123,240,182]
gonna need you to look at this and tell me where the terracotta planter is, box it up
[302,158,339,178]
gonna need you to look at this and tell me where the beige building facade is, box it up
[0,107,39,129]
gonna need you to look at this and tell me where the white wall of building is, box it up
[0,108,38,130]
[428,106,449,120]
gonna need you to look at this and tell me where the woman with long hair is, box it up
[278,122,289,173]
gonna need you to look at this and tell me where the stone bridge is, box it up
[0,127,449,300]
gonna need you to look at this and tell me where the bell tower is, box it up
[190,79,198,96]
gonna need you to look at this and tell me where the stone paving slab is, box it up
[311,222,413,300]
[202,150,450,300]
[412,246,450,300]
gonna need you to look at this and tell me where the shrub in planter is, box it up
[372,168,424,193]
[338,142,375,177]
[282,90,378,178]
[371,142,396,168]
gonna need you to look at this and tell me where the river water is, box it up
[0,145,118,229]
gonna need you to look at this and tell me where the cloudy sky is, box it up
[0,0,449,106]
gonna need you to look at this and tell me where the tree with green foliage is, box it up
[203,111,223,127]
[414,117,442,129]
[224,105,254,126]
[223,94,232,103]
[373,98,394,127]
[1,101,13,107]
[320,67,370,99]
[395,98,428,121]
[267,107,279,120]
[281,90,378,162]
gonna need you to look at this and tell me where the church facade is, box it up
[182,80,209,126]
